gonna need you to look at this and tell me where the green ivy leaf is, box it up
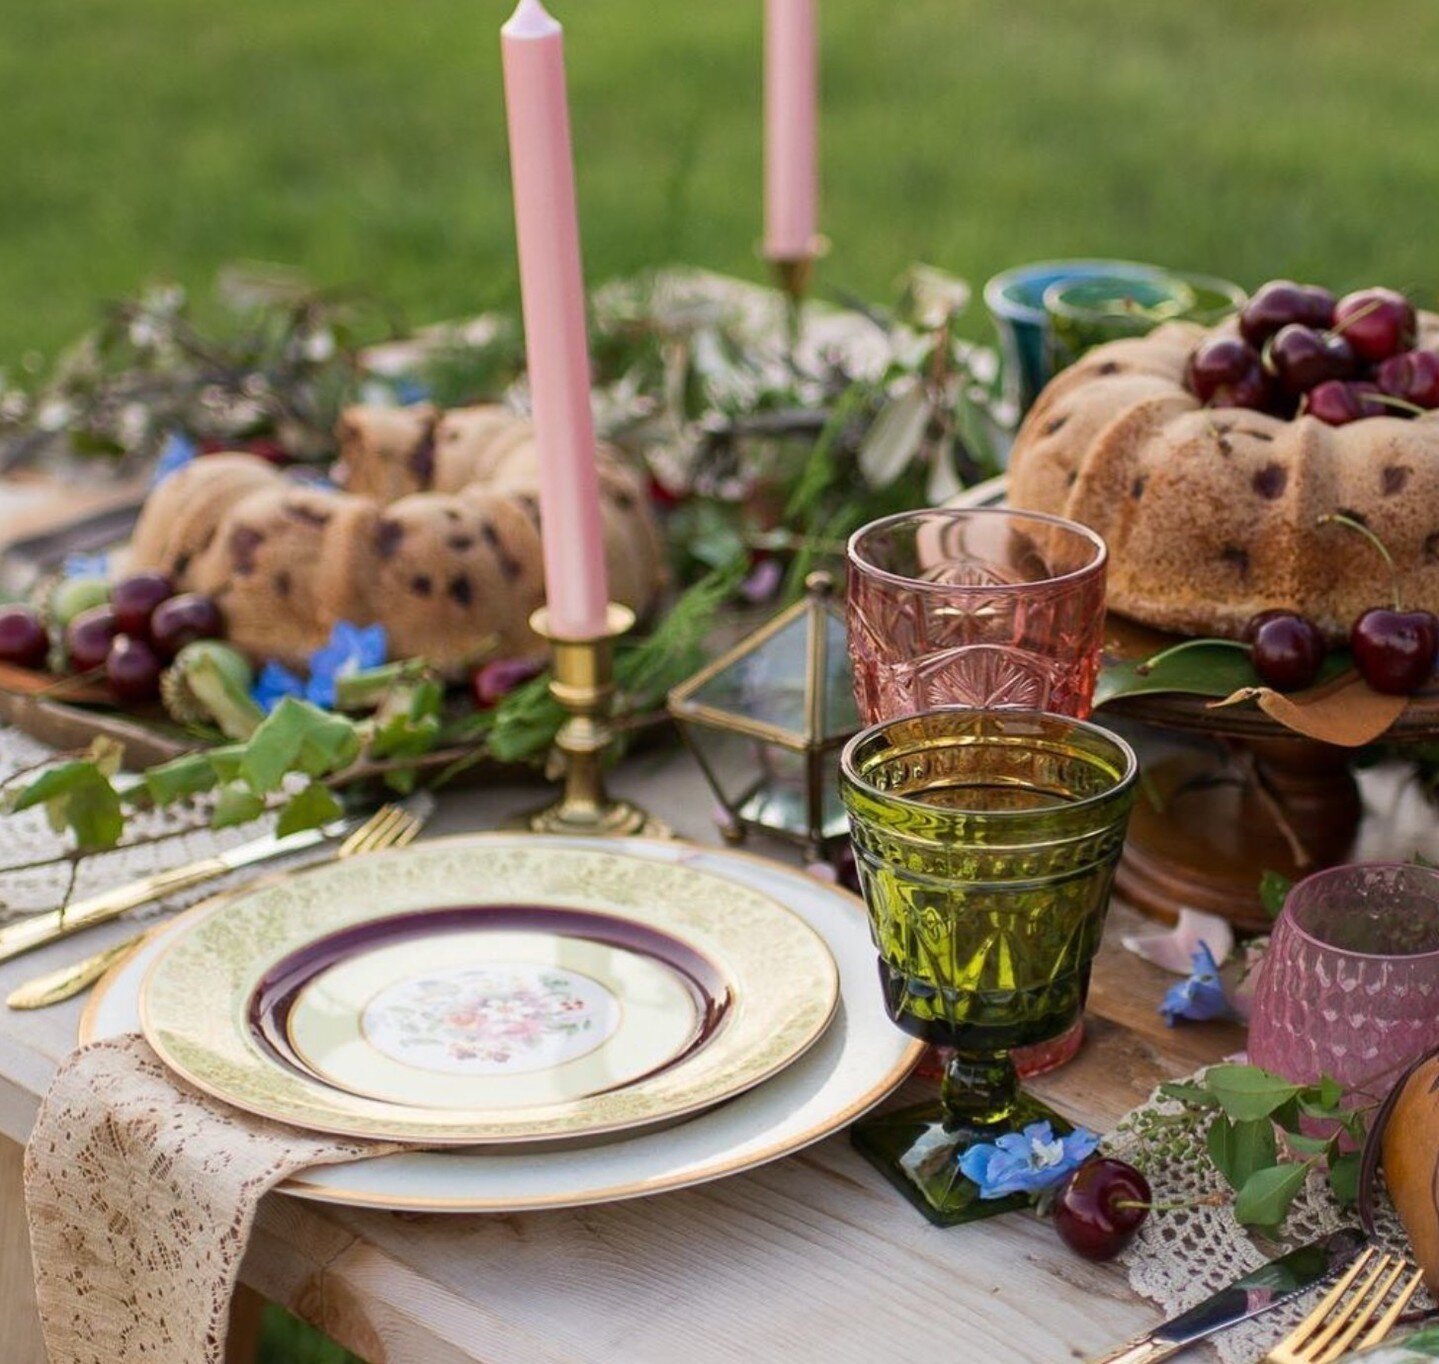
[1281,1131,1336,1159]
[144,752,221,805]
[239,698,361,794]
[1206,1115,1278,1192]
[1259,871,1292,921]
[1203,1064,1304,1122]
[1234,1161,1314,1230]
[211,781,266,830]
[1159,1081,1219,1108]
[275,782,343,838]
[8,758,124,851]
[1328,1152,1361,1206]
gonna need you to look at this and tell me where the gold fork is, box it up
[1265,1248,1424,1364]
[5,801,427,1010]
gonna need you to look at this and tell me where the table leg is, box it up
[0,1133,48,1364]
[226,1284,265,1364]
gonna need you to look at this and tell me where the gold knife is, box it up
[6,934,147,1010]
[0,813,364,967]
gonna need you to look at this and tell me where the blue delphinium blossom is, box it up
[151,431,198,487]
[303,622,387,708]
[62,550,111,579]
[251,661,305,713]
[1160,942,1231,1026]
[958,1121,1101,1200]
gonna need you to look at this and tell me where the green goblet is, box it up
[839,707,1138,1226]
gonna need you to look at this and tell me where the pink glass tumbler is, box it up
[846,507,1110,1077]
[1249,863,1439,1105]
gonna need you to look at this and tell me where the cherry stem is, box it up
[1368,392,1426,418]
[1114,1193,1228,1213]
[1137,637,1249,676]
[1316,512,1401,610]
[1326,297,1383,340]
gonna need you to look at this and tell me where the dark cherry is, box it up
[105,634,163,704]
[1265,325,1357,395]
[1377,350,1439,410]
[1305,379,1386,427]
[472,656,547,709]
[149,593,224,660]
[1052,1158,1152,1262]
[1239,280,1336,347]
[110,572,174,638]
[0,605,50,670]
[1186,337,1269,410]
[1333,288,1416,363]
[64,605,119,674]
[1351,608,1439,695]
[1245,610,1327,691]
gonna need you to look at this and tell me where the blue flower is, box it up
[252,661,305,713]
[958,1120,1101,1200]
[303,621,387,708]
[62,550,111,579]
[151,431,198,487]
[1160,943,1231,1026]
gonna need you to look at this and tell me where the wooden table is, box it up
[0,745,1244,1364]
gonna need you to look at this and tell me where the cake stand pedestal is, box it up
[1105,637,1439,933]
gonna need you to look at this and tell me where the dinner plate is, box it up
[137,839,839,1144]
[85,837,920,1212]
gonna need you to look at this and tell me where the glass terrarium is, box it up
[668,572,860,859]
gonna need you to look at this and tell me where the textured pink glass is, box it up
[1249,863,1439,1105]
[847,508,1108,724]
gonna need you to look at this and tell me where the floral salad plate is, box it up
[136,838,839,1144]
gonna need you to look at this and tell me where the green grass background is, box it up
[5,0,1439,371]
[8,2,1437,1358]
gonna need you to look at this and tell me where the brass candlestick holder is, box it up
[526,603,669,838]
[761,235,830,351]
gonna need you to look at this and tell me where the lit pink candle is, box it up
[763,0,819,260]
[501,0,609,639]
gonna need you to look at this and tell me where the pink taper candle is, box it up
[763,0,819,260]
[501,0,609,639]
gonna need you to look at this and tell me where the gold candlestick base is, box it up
[523,603,670,839]
[760,235,831,348]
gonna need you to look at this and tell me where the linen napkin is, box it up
[24,1034,401,1364]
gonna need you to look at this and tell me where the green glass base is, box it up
[851,1094,1073,1227]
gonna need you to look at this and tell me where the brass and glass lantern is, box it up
[668,571,859,859]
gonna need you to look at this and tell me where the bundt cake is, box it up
[1007,313,1439,642]
[127,405,666,673]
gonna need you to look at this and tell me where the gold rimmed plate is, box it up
[139,840,839,1144]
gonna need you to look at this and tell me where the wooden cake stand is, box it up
[1101,616,1439,933]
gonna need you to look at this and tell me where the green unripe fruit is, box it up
[50,576,111,626]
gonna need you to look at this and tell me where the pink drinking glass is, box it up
[846,507,1109,1077]
[847,508,1108,724]
[1249,863,1439,1106]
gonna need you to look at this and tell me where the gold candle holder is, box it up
[525,603,669,838]
[760,235,830,350]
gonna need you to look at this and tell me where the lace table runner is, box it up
[25,1035,400,1364]
[1109,1079,1426,1364]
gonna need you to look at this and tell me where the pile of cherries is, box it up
[0,574,224,704]
[1186,280,1435,425]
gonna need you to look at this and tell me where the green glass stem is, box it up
[939,1049,1020,1132]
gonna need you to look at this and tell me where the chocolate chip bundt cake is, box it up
[1007,316,1439,642]
[128,405,666,673]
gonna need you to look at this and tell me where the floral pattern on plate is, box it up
[361,963,620,1077]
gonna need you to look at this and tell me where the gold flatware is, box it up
[4,798,432,1008]
[1265,1247,1423,1364]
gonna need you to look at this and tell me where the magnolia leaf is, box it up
[858,382,931,488]
[1328,1152,1361,1206]
[1203,1064,1304,1122]
[211,782,266,830]
[1094,641,1258,709]
[239,698,361,794]
[275,782,343,838]
[1234,1161,1313,1229]
[1207,1115,1279,1192]
[144,752,220,805]
[1210,669,1405,748]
